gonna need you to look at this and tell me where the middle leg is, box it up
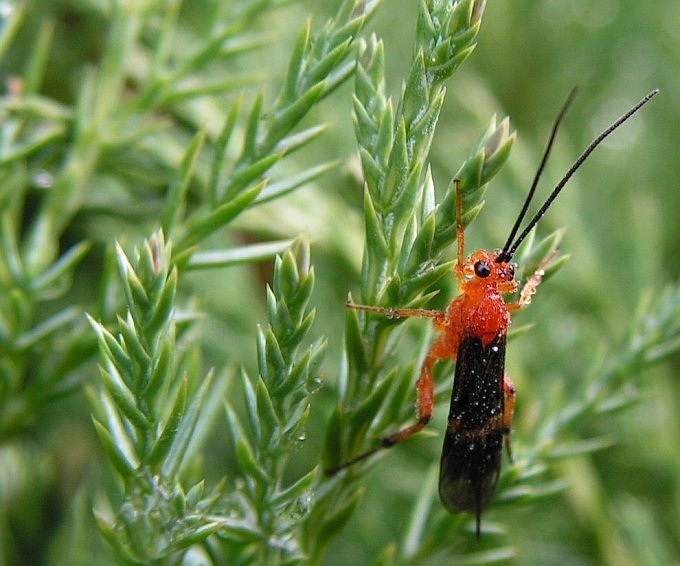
[502,375,516,461]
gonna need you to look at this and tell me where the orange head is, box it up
[459,249,517,296]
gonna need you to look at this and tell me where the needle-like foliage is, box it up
[0,0,678,564]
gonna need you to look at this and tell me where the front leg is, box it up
[507,251,557,312]
[346,301,446,322]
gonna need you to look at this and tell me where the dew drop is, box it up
[32,170,55,189]
[0,2,13,18]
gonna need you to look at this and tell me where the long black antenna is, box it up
[499,88,579,259]
[496,88,659,263]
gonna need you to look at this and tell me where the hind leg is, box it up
[326,327,449,475]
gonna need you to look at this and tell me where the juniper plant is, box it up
[321,0,678,562]
[0,0,678,564]
[87,231,224,562]
[0,0,380,562]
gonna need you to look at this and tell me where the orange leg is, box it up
[502,375,516,461]
[381,353,436,446]
[454,179,466,281]
[326,338,444,474]
[346,301,445,322]
[507,251,557,312]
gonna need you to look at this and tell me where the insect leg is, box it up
[326,337,447,475]
[502,375,516,461]
[346,301,444,320]
[508,250,557,312]
[454,179,466,281]
[382,350,438,446]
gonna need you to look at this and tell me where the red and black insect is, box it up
[327,88,658,536]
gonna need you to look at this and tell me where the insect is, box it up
[327,88,659,536]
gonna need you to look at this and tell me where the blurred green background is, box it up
[1,0,679,564]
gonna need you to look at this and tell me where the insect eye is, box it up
[507,264,515,278]
[474,260,491,278]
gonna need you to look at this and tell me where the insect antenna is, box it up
[496,88,659,264]
[499,88,579,260]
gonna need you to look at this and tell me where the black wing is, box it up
[438,334,507,527]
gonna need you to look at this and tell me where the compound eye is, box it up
[507,263,515,279]
[474,260,491,278]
